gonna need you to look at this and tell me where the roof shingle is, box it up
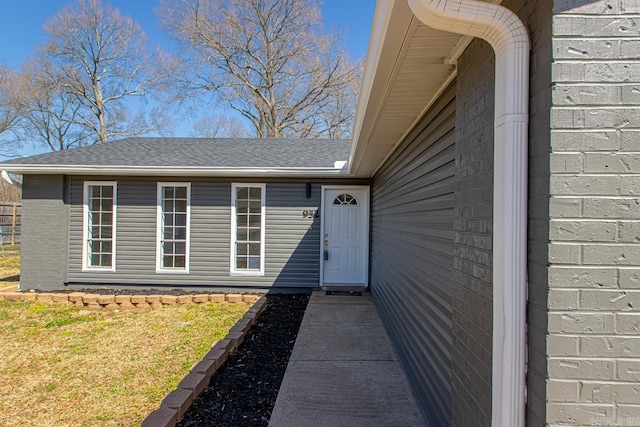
[1,137,351,169]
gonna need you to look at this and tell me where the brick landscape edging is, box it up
[0,291,261,308]
[141,296,268,427]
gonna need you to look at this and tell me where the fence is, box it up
[0,203,21,244]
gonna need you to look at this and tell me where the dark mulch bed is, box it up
[177,293,309,427]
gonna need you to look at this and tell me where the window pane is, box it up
[175,199,187,213]
[90,240,101,254]
[164,241,174,255]
[249,187,261,199]
[90,226,100,239]
[102,241,112,254]
[249,243,260,255]
[249,215,261,227]
[237,243,248,256]
[164,187,174,199]
[90,186,101,198]
[91,253,101,266]
[101,198,113,211]
[174,227,186,240]
[237,228,248,241]
[237,187,248,200]
[164,213,174,227]
[174,256,186,268]
[237,215,248,227]
[102,186,113,198]
[175,213,186,227]
[236,257,247,269]
[101,254,112,267]
[174,186,187,199]
[249,228,261,242]
[164,227,173,240]
[91,198,101,212]
[175,242,186,256]
[248,256,260,269]
[236,200,248,213]
[102,226,112,239]
[101,213,112,226]
[92,212,101,225]
[163,255,173,268]
[249,200,261,213]
[163,200,173,213]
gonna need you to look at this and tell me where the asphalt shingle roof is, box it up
[1,137,351,169]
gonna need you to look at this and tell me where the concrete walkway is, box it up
[269,290,427,427]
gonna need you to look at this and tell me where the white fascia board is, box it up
[0,165,350,177]
[347,0,409,175]
[347,0,395,169]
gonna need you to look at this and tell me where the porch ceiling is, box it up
[348,0,467,178]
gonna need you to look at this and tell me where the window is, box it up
[231,183,265,275]
[157,183,191,273]
[333,193,358,205]
[83,181,116,271]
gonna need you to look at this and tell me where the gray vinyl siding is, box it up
[20,175,69,290]
[370,82,456,427]
[67,177,361,289]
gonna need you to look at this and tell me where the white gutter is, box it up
[0,165,349,177]
[406,0,529,426]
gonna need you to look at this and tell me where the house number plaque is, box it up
[302,210,319,218]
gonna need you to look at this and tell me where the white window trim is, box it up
[230,183,266,276]
[82,181,117,272]
[156,182,191,274]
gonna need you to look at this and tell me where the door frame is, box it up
[319,185,370,289]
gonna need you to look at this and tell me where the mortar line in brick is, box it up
[553,83,640,87]
[553,34,640,39]
[554,58,640,63]
[552,126,640,131]
[549,310,636,315]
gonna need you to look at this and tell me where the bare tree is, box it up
[43,0,170,144]
[16,58,91,151]
[190,113,249,138]
[0,67,21,137]
[0,179,21,202]
[158,0,362,138]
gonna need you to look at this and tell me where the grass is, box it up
[0,243,20,288]
[0,245,253,426]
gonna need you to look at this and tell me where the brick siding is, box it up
[547,0,640,424]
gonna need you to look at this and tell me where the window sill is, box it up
[230,270,265,277]
[155,269,190,275]
[82,267,116,273]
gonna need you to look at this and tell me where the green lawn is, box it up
[0,243,20,289]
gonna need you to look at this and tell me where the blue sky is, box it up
[0,0,376,155]
[0,0,375,69]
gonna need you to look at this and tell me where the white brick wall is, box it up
[549,0,640,423]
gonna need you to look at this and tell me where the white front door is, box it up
[320,186,369,288]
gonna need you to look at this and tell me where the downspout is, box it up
[406,0,529,426]
[1,171,22,189]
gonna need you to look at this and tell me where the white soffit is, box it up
[349,0,463,177]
